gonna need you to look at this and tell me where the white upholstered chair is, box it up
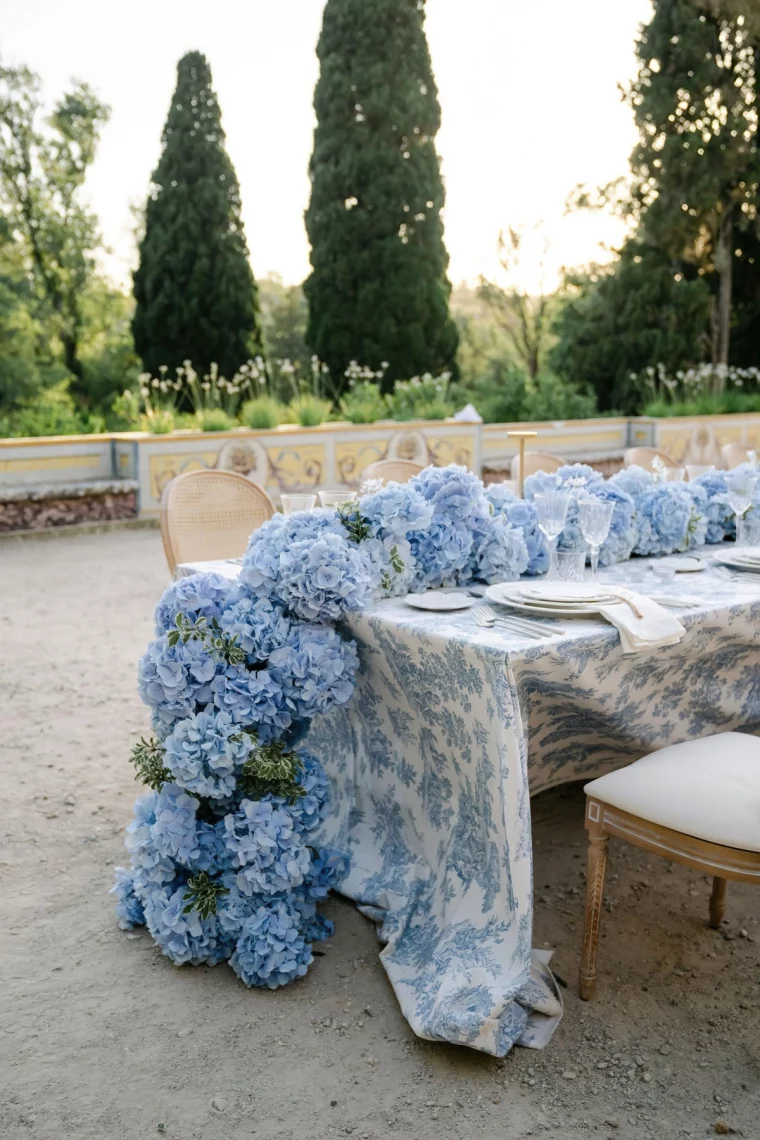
[579,732,760,1000]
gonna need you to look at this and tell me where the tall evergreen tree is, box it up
[304,0,458,391]
[626,0,759,365]
[132,52,262,377]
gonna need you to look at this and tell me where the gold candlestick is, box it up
[507,430,538,497]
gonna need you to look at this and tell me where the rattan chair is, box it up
[510,451,563,482]
[361,459,425,484]
[722,442,751,469]
[623,447,678,471]
[160,469,275,573]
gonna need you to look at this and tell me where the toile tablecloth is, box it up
[177,556,760,1055]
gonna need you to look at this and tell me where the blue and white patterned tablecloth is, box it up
[177,555,760,1055]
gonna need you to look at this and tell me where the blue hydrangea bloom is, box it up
[276,532,375,622]
[218,595,292,663]
[138,634,220,733]
[633,482,705,556]
[240,510,373,622]
[230,899,313,988]
[409,517,476,589]
[465,512,529,584]
[410,464,490,522]
[163,709,252,799]
[279,751,332,834]
[124,792,178,886]
[359,482,434,539]
[692,471,735,542]
[224,799,312,896]
[487,487,549,576]
[268,625,359,721]
[609,465,653,501]
[142,881,235,966]
[210,667,291,740]
[363,534,418,597]
[110,866,145,930]
[154,572,234,636]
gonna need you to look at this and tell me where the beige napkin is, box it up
[597,588,685,654]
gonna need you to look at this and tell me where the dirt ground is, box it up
[2,525,759,1140]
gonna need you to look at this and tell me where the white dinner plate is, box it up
[404,591,474,611]
[712,551,760,572]
[485,583,613,618]
[659,556,705,573]
[517,582,614,602]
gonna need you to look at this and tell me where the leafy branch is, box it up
[337,504,372,544]
[167,612,245,667]
[130,737,171,791]
[182,872,229,919]
[237,738,304,802]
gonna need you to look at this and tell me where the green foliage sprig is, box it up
[337,505,372,544]
[130,737,172,791]
[182,872,230,919]
[237,738,304,802]
[167,612,245,667]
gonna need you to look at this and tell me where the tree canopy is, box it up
[132,51,263,378]
[304,0,459,390]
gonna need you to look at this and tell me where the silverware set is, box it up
[713,565,760,584]
[471,604,564,640]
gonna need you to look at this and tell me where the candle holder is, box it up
[507,430,538,498]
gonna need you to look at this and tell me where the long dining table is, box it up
[176,551,760,1056]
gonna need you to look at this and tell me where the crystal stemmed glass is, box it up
[579,498,614,579]
[725,471,758,522]
[534,492,571,580]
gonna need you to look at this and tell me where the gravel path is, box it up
[2,527,759,1139]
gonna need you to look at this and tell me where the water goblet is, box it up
[534,492,570,579]
[726,470,758,521]
[281,493,317,516]
[319,490,358,509]
[579,498,614,579]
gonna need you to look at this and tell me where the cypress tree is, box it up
[132,52,262,377]
[304,0,459,391]
[626,0,759,366]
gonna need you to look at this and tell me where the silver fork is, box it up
[714,566,760,583]
[472,604,563,639]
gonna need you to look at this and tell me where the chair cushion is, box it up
[584,732,760,852]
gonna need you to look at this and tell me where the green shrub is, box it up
[526,371,598,421]
[387,373,454,421]
[340,381,389,424]
[240,396,283,430]
[0,381,104,438]
[285,394,332,427]
[195,408,235,432]
[142,409,177,434]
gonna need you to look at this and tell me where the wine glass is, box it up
[534,492,570,579]
[725,471,758,522]
[579,498,614,579]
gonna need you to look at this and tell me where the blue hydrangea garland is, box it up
[116,564,355,988]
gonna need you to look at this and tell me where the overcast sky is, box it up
[1,0,652,291]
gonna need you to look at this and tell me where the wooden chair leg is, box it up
[709,876,727,929]
[579,830,609,1000]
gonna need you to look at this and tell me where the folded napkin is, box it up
[598,588,685,654]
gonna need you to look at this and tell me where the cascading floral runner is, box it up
[113,461,751,994]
